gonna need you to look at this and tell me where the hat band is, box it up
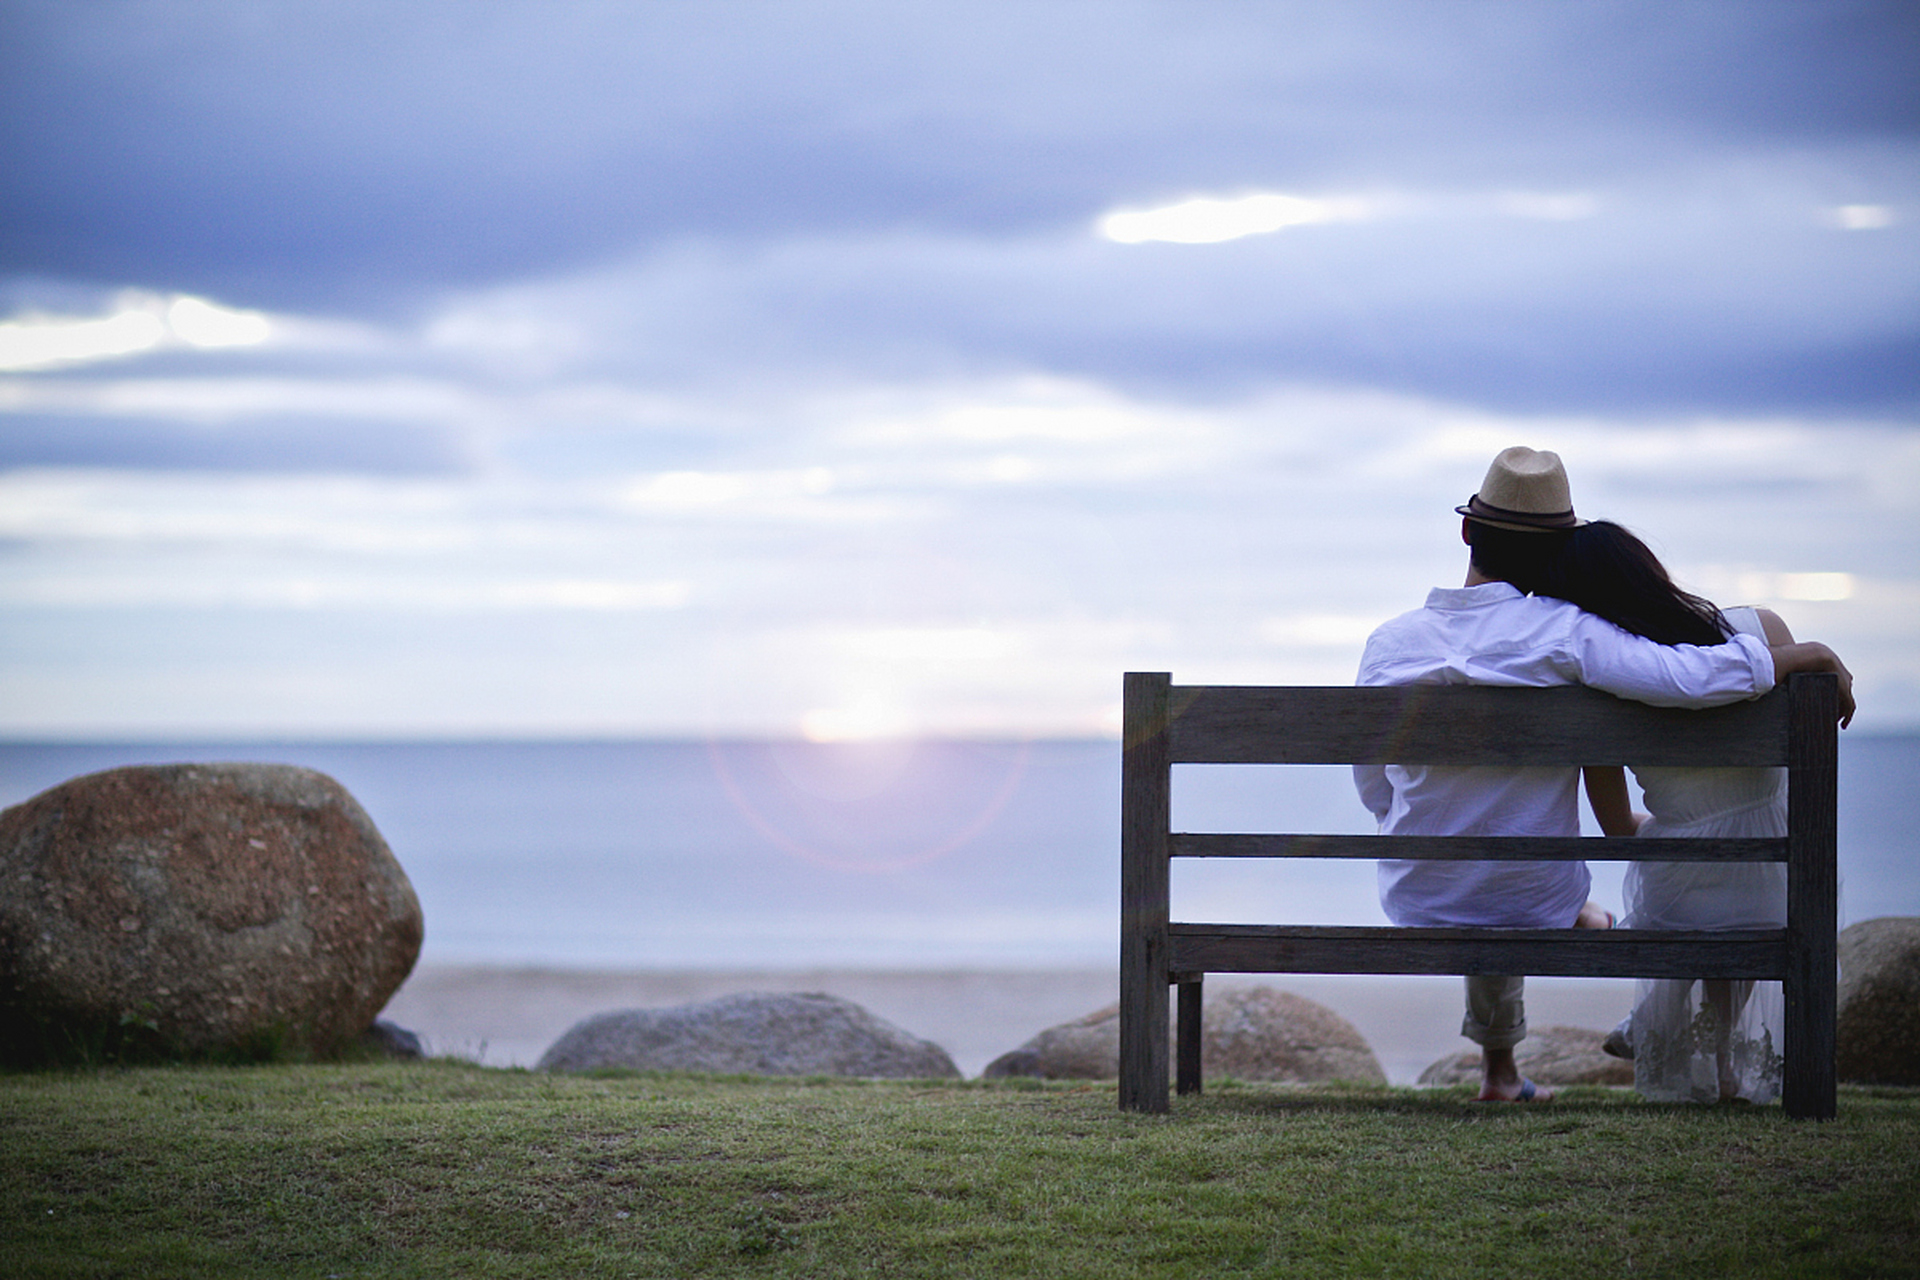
[1458,494,1580,530]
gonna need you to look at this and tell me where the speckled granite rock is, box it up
[984,985,1386,1083]
[1838,916,1920,1085]
[982,1002,1120,1080]
[537,990,960,1078]
[0,763,422,1064]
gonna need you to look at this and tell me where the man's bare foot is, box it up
[1476,1047,1555,1101]
[1575,900,1615,930]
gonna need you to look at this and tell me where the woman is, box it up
[1541,521,1846,1104]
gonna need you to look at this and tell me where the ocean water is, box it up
[1,736,1914,971]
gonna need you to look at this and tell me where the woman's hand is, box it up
[1760,610,1855,727]
[1768,640,1856,727]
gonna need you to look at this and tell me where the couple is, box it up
[1354,447,1854,1104]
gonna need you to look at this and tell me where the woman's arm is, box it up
[1758,633,1850,725]
[1583,766,1643,838]
[1747,606,1856,725]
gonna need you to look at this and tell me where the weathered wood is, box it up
[1170,832,1787,863]
[1176,977,1203,1096]
[1119,672,1172,1114]
[1116,671,1839,1118]
[1166,683,1790,767]
[1784,673,1839,1120]
[1169,924,1788,980]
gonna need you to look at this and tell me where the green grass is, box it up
[2,1062,1916,1278]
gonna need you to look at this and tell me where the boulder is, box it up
[983,1003,1120,1080]
[983,985,1386,1084]
[0,763,423,1065]
[1418,1024,1634,1087]
[537,991,960,1078]
[1838,916,1920,1085]
[1203,986,1387,1083]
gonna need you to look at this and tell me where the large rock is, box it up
[538,991,961,1078]
[1418,1025,1634,1087]
[0,763,423,1065]
[983,985,1386,1084]
[1838,916,1920,1085]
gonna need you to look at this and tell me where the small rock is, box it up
[1418,1024,1634,1087]
[360,1018,426,1060]
[1838,916,1920,1085]
[984,984,1386,1083]
[538,991,960,1078]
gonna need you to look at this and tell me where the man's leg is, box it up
[1464,974,1552,1101]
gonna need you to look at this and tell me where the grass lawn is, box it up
[3,1061,1916,1278]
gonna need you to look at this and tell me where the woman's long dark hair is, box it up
[1541,521,1730,646]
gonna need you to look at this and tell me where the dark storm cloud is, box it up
[428,182,1920,414]
[3,0,1914,306]
[1,1,1915,419]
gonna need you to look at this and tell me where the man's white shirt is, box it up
[1354,582,1775,928]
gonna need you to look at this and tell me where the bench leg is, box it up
[1176,975,1203,1096]
[1785,671,1839,1121]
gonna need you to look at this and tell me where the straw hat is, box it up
[1455,446,1585,532]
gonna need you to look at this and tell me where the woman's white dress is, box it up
[1624,606,1787,1104]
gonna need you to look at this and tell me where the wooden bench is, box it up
[1118,671,1839,1119]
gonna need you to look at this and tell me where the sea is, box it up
[2,735,1915,972]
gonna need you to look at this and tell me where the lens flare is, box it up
[705,737,1033,874]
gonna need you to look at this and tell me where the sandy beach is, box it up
[377,964,1639,1084]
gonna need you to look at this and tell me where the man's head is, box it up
[1457,447,1583,593]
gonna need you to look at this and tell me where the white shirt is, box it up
[1353,582,1775,928]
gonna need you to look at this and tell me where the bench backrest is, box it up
[1118,672,1839,1117]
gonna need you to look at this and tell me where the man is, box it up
[1354,446,1854,1101]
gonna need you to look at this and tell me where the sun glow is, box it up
[1747,572,1855,602]
[0,309,166,370]
[799,699,915,743]
[166,296,272,347]
[1098,192,1370,244]
[1825,204,1895,231]
[1694,568,1857,603]
[0,294,272,370]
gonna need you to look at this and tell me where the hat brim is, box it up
[1455,496,1585,532]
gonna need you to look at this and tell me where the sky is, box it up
[1,0,1916,739]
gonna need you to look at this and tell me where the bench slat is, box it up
[1166,683,1789,767]
[1170,832,1787,862]
[1169,924,1787,980]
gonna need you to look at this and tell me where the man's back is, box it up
[1356,581,1594,927]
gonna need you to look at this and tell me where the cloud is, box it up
[2,5,1915,417]
[2,378,1912,735]
[3,2,1913,306]
[0,3,1914,737]
[404,155,1920,413]
[0,572,690,612]
[0,412,468,475]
